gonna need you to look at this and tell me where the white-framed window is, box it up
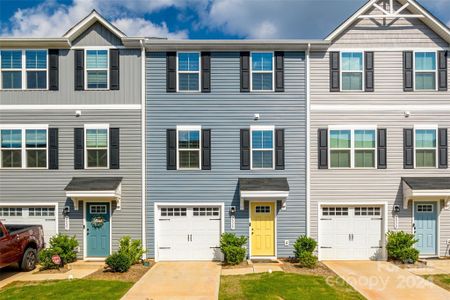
[161,207,187,217]
[417,204,433,212]
[414,51,437,91]
[84,124,109,169]
[29,207,55,217]
[329,126,376,169]
[0,49,48,90]
[355,207,381,216]
[341,51,364,91]
[250,125,274,169]
[0,125,48,169]
[251,52,274,91]
[193,207,220,217]
[414,126,437,168]
[177,52,200,92]
[85,49,109,90]
[89,205,107,214]
[176,125,201,170]
[0,207,22,217]
[322,207,349,216]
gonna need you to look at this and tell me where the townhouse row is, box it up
[1,0,449,261]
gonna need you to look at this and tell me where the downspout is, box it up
[306,43,311,237]
[140,38,147,258]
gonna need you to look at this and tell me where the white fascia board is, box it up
[0,124,48,129]
[403,182,450,208]
[65,191,119,198]
[240,191,289,210]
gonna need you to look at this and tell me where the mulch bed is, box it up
[222,261,251,269]
[280,258,336,277]
[85,261,154,283]
[37,265,71,274]
[390,259,427,269]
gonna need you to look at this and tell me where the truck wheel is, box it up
[21,248,37,271]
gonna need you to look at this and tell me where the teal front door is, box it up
[86,202,110,257]
[414,202,437,255]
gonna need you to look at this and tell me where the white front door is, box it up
[156,206,222,261]
[319,206,384,260]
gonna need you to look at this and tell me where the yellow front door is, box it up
[250,202,275,257]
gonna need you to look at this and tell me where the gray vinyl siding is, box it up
[0,110,142,257]
[72,22,122,47]
[146,51,307,258]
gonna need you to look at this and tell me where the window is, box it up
[341,52,363,91]
[251,52,273,91]
[89,205,107,214]
[255,206,271,213]
[1,50,22,89]
[161,207,187,217]
[86,49,108,89]
[193,207,220,216]
[329,127,376,168]
[355,207,381,216]
[85,126,109,168]
[322,207,349,216]
[415,52,437,90]
[25,50,47,89]
[251,126,274,169]
[177,126,201,169]
[177,52,200,92]
[0,207,22,217]
[0,126,48,169]
[417,204,433,212]
[415,128,437,168]
[29,207,55,217]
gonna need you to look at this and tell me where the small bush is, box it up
[220,233,248,265]
[118,236,145,265]
[48,234,79,265]
[106,252,131,273]
[38,248,60,270]
[293,235,317,258]
[298,251,318,268]
[386,231,419,263]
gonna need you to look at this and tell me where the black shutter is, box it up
[240,129,250,170]
[48,49,59,90]
[438,128,448,169]
[438,51,448,91]
[330,52,340,92]
[74,128,84,169]
[166,52,177,92]
[202,129,211,170]
[201,52,211,93]
[403,128,414,169]
[275,51,284,92]
[318,129,328,169]
[275,129,285,170]
[109,128,120,169]
[167,129,177,170]
[74,50,84,91]
[365,52,374,92]
[48,128,59,169]
[377,128,387,169]
[403,51,414,92]
[240,52,250,92]
[110,49,120,90]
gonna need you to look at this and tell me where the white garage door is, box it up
[0,206,57,245]
[156,206,222,261]
[319,206,384,260]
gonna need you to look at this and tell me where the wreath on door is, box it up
[91,216,105,228]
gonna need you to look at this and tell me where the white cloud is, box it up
[113,18,187,38]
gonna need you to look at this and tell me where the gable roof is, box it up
[325,0,450,44]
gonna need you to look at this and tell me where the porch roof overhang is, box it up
[402,177,450,209]
[239,178,290,210]
[64,177,123,210]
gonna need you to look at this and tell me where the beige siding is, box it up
[72,22,122,47]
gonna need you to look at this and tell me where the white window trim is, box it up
[250,51,275,92]
[84,48,109,91]
[340,51,364,92]
[0,124,49,169]
[176,51,201,93]
[84,123,110,169]
[413,124,438,168]
[0,49,49,91]
[413,50,438,92]
[176,125,202,170]
[250,125,275,170]
[328,125,377,169]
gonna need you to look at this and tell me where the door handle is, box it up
[87,228,90,236]
[190,234,192,242]
[349,234,351,241]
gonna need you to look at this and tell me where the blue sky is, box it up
[1,0,449,39]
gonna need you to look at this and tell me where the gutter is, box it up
[139,38,147,258]
[306,43,311,237]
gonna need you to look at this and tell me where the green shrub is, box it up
[298,251,318,268]
[386,231,419,263]
[38,248,60,270]
[118,236,145,265]
[48,234,79,265]
[220,233,248,265]
[106,252,131,273]
[293,235,317,258]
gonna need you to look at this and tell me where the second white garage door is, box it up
[156,205,222,261]
[319,206,384,260]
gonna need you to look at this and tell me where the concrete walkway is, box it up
[408,259,450,275]
[221,261,283,275]
[121,262,221,300]
[325,261,450,300]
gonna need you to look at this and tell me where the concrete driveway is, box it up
[325,261,450,300]
[121,262,221,300]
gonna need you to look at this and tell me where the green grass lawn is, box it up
[220,272,364,300]
[0,279,133,300]
[422,274,450,291]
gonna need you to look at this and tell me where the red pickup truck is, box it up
[0,221,45,271]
